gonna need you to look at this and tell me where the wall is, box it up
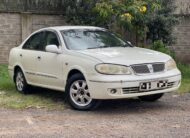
[0,13,21,63]
[0,0,66,63]
[172,0,190,63]
[22,14,66,40]
[0,13,66,63]
[172,17,190,63]
[174,0,190,15]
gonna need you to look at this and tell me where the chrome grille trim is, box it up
[131,63,165,74]
[122,87,139,94]
[167,82,176,88]
[122,81,177,94]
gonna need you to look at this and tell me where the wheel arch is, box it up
[65,68,100,110]
[67,69,85,82]
[13,65,23,82]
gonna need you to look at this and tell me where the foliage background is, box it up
[63,0,179,48]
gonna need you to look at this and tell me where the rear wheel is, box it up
[66,73,100,110]
[15,69,29,94]
[138,93,164,102]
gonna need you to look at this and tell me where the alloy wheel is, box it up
[69,80,92,107]
[16,72,25,91]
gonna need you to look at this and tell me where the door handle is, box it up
[37,56,41,60]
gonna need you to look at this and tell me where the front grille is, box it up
[131,65,150,74]
[131,63,165,74]
[122,81,176,94]
[152,63,165,73]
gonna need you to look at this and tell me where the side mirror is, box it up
[46,45,62,54]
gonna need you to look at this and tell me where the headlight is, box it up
[95,64,132,75]
[165,59,177,71]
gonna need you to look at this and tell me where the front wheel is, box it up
[138,93,164,102]
[66,73,100,111]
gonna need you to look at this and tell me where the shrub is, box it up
[150,40,175,58]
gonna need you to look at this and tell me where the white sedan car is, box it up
[8,26,181,110]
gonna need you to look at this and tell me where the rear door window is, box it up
[23,32,45,51]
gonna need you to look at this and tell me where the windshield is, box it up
[61,29,132,50]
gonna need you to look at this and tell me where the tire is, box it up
[66,73,100,111]
[15,69,29,94]
[139,93,164,102]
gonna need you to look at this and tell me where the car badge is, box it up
[147,64,154,73]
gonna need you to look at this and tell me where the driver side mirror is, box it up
[46,45,62,54]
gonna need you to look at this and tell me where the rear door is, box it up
[20,32,45,83]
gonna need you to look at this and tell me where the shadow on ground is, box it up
[27,86,173,114]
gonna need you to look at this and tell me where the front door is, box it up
[35,31,64,90]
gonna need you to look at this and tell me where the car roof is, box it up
[40,26,105,31]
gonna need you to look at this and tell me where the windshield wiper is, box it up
[100,45,110,48]
[87,47,99,49]
[116,44,133,48]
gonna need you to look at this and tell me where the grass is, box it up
[177,63,190,93]
[0,63,190,109]
[0,64,65,109]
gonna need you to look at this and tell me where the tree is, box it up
[95,0,161,45]
[146,0,179,45]
[64,0,101,26]
[63,0,178,46]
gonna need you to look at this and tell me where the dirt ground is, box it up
[0,93,190,138]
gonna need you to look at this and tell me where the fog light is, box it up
[110,89,117,94]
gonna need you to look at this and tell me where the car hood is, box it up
[77,47,171,65]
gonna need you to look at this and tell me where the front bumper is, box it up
[87,69,181,99]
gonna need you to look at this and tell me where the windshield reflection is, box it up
[61,29,132,50]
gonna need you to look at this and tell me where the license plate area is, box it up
[140,80,168,91]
